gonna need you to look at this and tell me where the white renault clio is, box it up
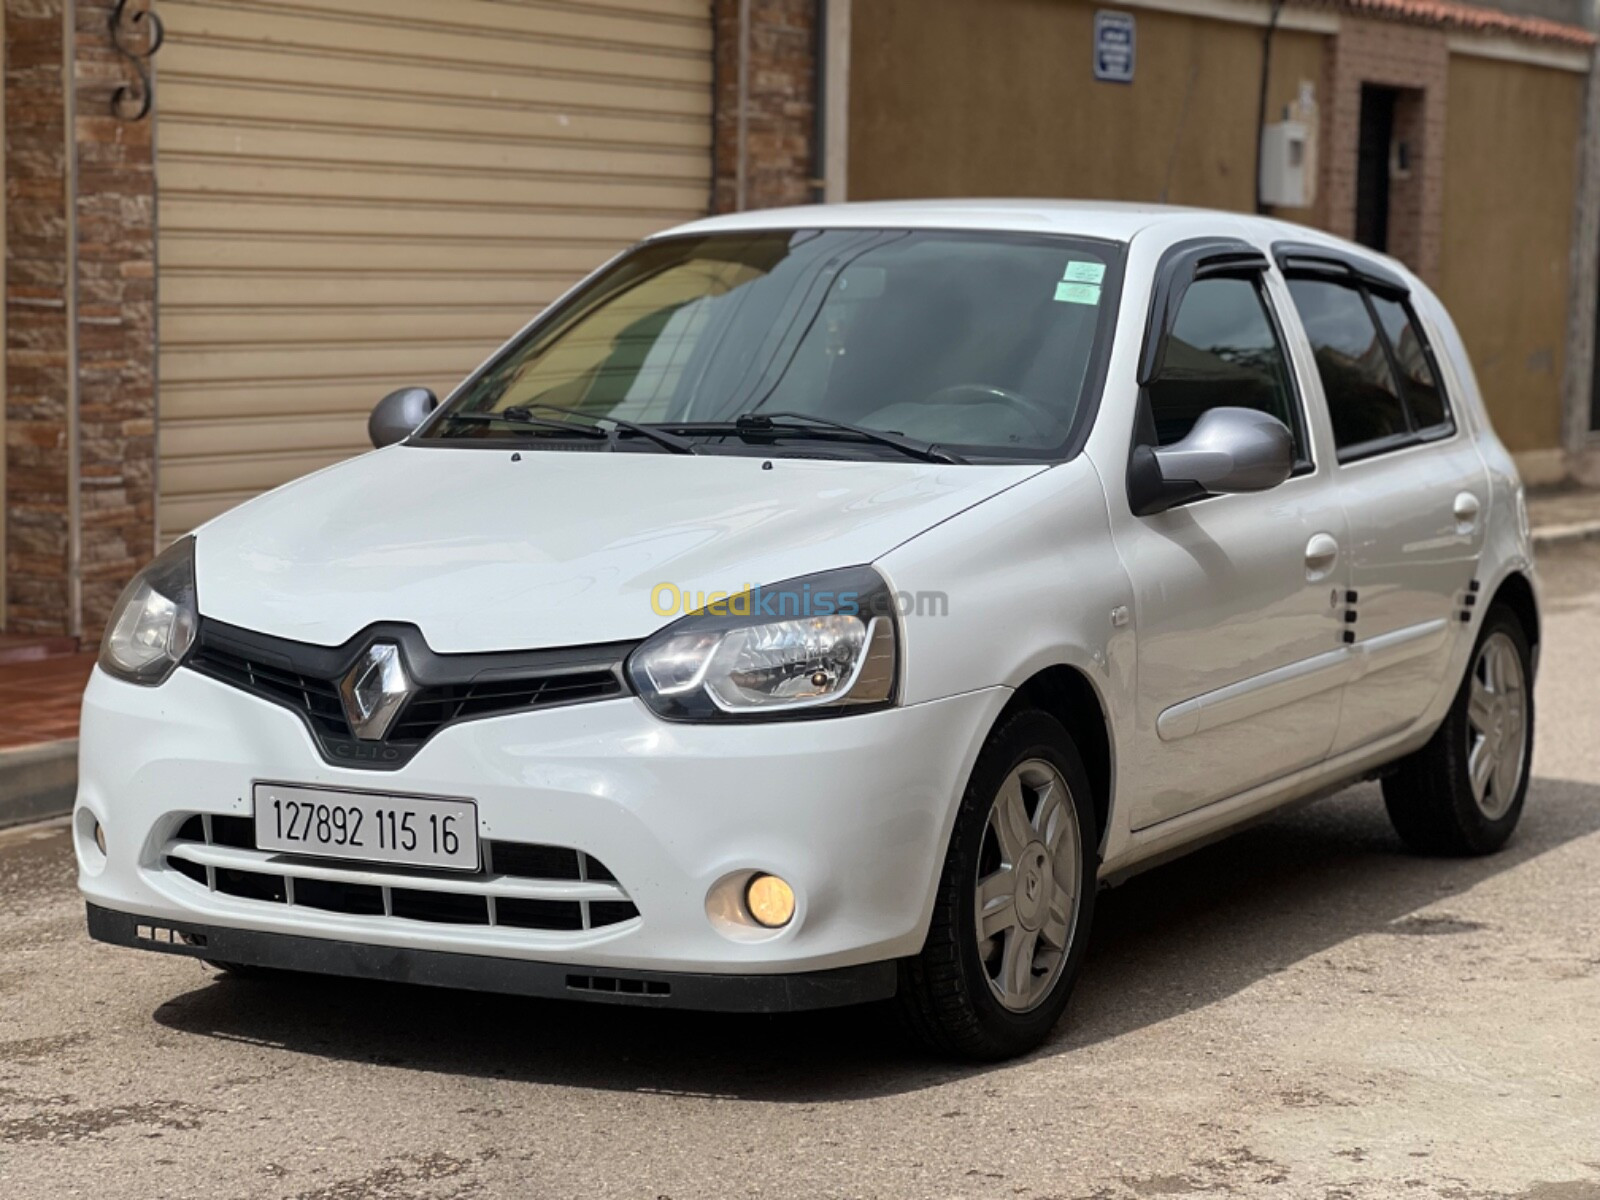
[78,201,1538,1059]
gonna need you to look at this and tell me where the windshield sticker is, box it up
[1062,261,1107,285]
[1054,281,1102,305]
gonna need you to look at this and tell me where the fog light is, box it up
[744,873,795,928]
[93,821,107,856]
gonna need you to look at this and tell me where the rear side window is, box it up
[1284,280,1408,449]
[1146,276,1307,461]
[1368,294,1450,431]
[1285,278,1454,459]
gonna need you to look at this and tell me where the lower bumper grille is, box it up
[162,814,639,933]
[294,875,384,916]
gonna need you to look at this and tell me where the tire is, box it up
[898,709,1099,1060]
[1382,605,1534,856]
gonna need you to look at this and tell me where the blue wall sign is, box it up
[1094,11,1136,84]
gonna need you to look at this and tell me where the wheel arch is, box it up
[1488,570,1540,664]
[998,665,1114,856]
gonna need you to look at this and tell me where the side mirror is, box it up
[1128,407,1294,516]
[369,387,438,448]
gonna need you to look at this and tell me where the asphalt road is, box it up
[3,548,1598,1200]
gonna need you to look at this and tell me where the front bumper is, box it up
[77,665,1007,985]
[85,904,897,1012]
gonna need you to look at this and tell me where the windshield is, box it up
[420,228,1125,460]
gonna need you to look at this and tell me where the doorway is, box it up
[1591,293,1600,431]
[1356,85,1397,253]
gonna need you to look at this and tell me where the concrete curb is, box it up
[1532,520,1600,548]
[0,740,78,830]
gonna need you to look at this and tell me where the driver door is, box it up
[1108,256,1351,830]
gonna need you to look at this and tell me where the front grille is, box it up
[185,619,637,770]
[185,640,348,739]
[162,814,640,933]
[387,671,623,744]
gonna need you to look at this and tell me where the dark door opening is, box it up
[1591,290,1600,430]
[1356,85,1397,253]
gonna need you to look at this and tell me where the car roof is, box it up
[658,198,1197,243]
[654,199,1412,284]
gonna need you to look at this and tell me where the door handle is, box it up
[1453,491,1482,530]
[1305,532,1339,579]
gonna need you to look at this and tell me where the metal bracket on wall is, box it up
[110,0,165,122]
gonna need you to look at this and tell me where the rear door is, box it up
[1275,246,1487,756]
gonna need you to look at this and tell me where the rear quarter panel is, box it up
[1411,280,1540,652]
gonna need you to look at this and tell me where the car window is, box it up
[1368,293,1452,433]
[1284,278,1411,453]
[422,229,1125,461]
[1146,276,1306,460]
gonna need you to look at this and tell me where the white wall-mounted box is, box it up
[1260,120,1312,209]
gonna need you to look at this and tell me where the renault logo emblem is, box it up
[339,643,411,741]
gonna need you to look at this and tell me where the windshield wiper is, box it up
[440,405,698,455]
[442,405,955,462]
[510,403,698,456]
[724,411,966,465]
[440,409,609,439]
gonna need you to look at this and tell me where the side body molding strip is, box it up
[1156,619,1450,742]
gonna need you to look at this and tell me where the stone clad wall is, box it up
[3,0,157,638]
[72,0,157,637]
[712,0,819,213]
[5,0,73,636]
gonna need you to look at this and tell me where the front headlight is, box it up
[628,566,899,721]
[99,536,199,686]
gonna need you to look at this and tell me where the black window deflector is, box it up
[1271,239,1408,296]
[1138,238,1270,385]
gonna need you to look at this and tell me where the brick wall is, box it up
[1321,17,1449,283]
[73,0,157,637]
[3,0,157,638]
[5,0,72,636]
[712,0,818,213]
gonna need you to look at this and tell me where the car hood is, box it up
[193,446,1045,652]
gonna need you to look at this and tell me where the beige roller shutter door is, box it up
[156,0,712,540]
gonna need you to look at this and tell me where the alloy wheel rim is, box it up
[1466,631,1528,821]
[973,758,1082,1013]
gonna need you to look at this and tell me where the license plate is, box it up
[253,783,480,872]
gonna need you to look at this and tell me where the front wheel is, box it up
[899,709,1098,1060]
[1383,606,1535,856]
